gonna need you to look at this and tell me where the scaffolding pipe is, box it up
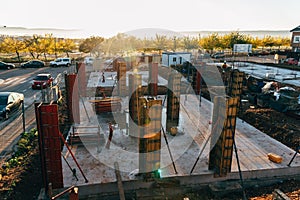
[161,124,177,174]
[80,96,90,122]
[287,146,300,167]
[51,185,76,200]
[190,134,211,174]
[58,131,89,183]
[61,152,78,181]
[229,121,247,200]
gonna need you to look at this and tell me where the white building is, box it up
[161,52,192,67]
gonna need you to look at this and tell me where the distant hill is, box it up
[124,28,183,39]
[180,30,291,39]
[0,26,83,38]
[0,26,291,39]
[124,28,291,39]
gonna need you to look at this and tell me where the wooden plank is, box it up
[114,162,126,200]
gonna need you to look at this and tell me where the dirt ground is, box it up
[0,83,299,200]
[236,99,300,200]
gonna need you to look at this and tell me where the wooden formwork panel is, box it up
[130,87,142,121]
[138,98,162,174]
[230,70,244,96]
[166,72,181,128]
[166,95,180,121]
[148,55,153,63]
[146,99,162,134]
[91,100,122,113]
[209,96,239,177]
[139,145,161,173]
[128,74,142,120]
[149,63,158,96]
[229,70,244,109]
[69,125,101,146]
[192,67,202,95]
[128,74,142,95]
[117,62,127,96]
[129,87,143,137]
[168,72,181,95]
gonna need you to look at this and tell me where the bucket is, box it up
[170,127,178,136]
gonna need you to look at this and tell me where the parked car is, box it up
[0,61,15,70]
[0,92,24,120]
[21,60,45,68]
[84,57,94,65]
[284,58,298,65]
[50,58,71,67]
[104,59,113,65]
[211,52,225,59]
[31,73,53,89]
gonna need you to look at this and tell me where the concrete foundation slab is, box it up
[61,94,300,190]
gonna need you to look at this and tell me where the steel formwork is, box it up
[35,103,63,190]
[77,62,87,97]
[65,74,80,124]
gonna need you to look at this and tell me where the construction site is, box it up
[35,55,300,200]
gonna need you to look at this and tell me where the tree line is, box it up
[0,31,291,62]
[79,32,291,56]
[0,34,76,62]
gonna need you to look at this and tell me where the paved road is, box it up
[0,65,74,161]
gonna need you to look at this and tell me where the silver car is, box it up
[0,92,24,120]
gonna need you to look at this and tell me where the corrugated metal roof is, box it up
[290,25,300,32]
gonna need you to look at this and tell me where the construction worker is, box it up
[105,122,113,149]
[102,72,105,83]
[222,61,227,69]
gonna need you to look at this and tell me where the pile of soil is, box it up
[239,106,300,150]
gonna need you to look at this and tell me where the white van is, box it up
[84,57,94,65]
[50,58,71,67]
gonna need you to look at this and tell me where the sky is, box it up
[1,0,299,38]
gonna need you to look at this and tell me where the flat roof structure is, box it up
[87,71,168,88]
[209,62,300,87]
